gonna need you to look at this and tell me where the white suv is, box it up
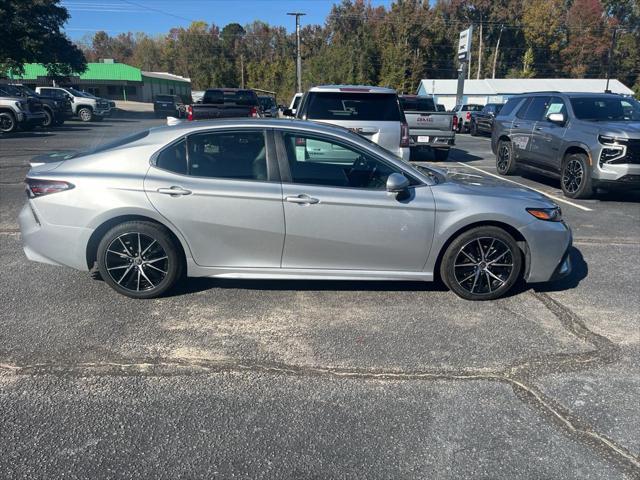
[294,85,410,161]
[36,87,111,122]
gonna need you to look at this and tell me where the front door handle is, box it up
[285,194,319,204]
[513,123,520,128]
[157,186,192,196]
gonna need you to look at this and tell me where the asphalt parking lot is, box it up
[1,117,639,479]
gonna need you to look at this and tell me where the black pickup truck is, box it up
[187,88,260,121]
[1,84,72,127]
[469,103,504,136]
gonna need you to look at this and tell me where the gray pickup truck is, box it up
[399,95,455,161]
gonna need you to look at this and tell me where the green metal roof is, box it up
[11,63,142,82]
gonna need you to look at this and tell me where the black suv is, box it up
[492,92,640,198]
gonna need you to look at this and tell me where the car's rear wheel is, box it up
[561,153,593,199]
[78,107,93,122]
[440,226,522,301]
[496,140,517,175]
[97,221,183,299]
[42,108,53,128]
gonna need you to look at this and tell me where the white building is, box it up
[417,78,634,111]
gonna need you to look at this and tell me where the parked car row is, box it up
[0,84,116,133]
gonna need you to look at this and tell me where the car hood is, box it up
[598,122,640,138]
[439,168,552,204]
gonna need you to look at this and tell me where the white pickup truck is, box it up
[36,86,111,122]
[399,95,455,161]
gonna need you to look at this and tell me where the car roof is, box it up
[147,118,361,140]
[511,91,625,98]
[307,85,397,94]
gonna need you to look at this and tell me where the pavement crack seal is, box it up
[0,292,637,476]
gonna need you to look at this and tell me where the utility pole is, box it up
[287,12,306,93]
[476,20,483,79]
[240,54,245,89]
[492,25,504,79]
[605,27,618,93]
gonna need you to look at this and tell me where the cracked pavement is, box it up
[1,122,639,479]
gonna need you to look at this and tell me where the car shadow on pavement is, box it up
[447,148,483,162]
[172,277,450,297]
[530,247,588,293]
[0,132,55,139]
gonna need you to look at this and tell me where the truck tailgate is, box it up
[404,111,453,132]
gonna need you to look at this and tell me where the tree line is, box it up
[2,0,638,102]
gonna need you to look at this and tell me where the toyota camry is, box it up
[19,119,572,300]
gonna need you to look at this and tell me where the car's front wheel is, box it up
[42,108,54,128]
[440,226,522,301]
[96,221,183,299]
[78,107,93,122]
[561,153,593,199]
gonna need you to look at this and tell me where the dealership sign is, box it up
[458,27,472,61]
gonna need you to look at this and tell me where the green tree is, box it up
[0,0,86,77]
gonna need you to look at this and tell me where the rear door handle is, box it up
[513,123,520,128]
[285,194,319,204]
[157,186,192,196]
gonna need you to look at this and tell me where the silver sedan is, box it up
[19,119,572,300]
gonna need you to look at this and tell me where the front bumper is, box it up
[519,220,572,283]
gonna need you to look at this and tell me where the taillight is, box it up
[25,178,74,198]
[187,105,193,121]
[249,106,258,118]
[466,111,471,120]
[452,116,458,130]
[400,122,410,148]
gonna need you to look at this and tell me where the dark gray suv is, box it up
[491,92,640,199]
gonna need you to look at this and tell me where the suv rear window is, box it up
[399,97,435,112]
[155,95,174,102]
[305,92,402,121]
[203,89,258,106]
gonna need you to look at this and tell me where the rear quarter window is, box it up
[305,92,402,121]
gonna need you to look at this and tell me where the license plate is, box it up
[417,136,430,143]
[161,104,168,107]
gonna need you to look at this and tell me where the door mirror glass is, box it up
[547,112,565,124]
[282,108,294,117]
[386,173,410,193]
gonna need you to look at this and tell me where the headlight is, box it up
[598,134,616,145]
[527,207,562,222]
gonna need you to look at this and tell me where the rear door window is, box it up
[305,92,402,121]
[519,96,550,121]
[155,139,187,175]
[498,97,523,117]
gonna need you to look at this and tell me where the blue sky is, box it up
[62,0,395,39]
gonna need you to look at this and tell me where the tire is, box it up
[0,112,17,133]
[42,108,53,128]
[96,221,184,299]
[440,226,523,301]
[496,140,517,175]
[561,153,593,199]
[470,121,478,136]
[78,107,93,122]
[433,149,449,161]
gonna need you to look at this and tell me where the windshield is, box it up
[570,96,640,121]
[65,87,91,98]
[259,97,275,109]
[155,95,174,102]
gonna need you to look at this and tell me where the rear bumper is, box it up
[19,202,91,271]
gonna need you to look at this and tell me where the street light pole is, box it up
[287,12,306,93]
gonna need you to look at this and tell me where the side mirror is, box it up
[282,108,294,117]
[386,173,410,193]
[547,112,565,125]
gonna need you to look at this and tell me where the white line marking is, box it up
[456,162,593,211]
